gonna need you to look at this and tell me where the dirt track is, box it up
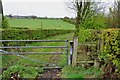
[38,68,61,79]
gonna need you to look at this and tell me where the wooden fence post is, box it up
[72,37,78,66]
[94,38,102,68]
[94,59,100,68]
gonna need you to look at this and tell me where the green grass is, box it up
[7,18,75,30]
[0,14,2,26]
[61,66,102,78]
[24,33,74,67]
[28,33,74,66]
[2,65,42,78]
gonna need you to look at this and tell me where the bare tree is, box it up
[67,0,90,36]
[67,0,104,36]
[107,0,120,28]
[116,0,120,28]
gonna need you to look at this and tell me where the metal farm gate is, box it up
[0,40,69,68]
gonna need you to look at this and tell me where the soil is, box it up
[37,51,62,79]
[38,68,61,79]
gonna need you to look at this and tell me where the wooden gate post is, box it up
[72,37,78,66]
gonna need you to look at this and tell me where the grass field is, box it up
[7,18,75,30]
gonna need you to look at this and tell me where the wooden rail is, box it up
[77,60,94,63]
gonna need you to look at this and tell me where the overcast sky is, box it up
[2,0,114,18]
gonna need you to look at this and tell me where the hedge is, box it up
[1,28,74,40]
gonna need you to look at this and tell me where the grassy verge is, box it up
[0,53,2,79]
[61,66,103,78]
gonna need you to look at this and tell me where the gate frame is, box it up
[0,40,69,67]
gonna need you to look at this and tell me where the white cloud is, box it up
[2,0,114,18]
[3,0,115,2]
[2,1,75,18]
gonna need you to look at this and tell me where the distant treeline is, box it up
[5,15,63,20]
[61,16,75,25]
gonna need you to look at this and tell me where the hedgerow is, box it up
[78,28,120,77]
[2,28,74,40]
